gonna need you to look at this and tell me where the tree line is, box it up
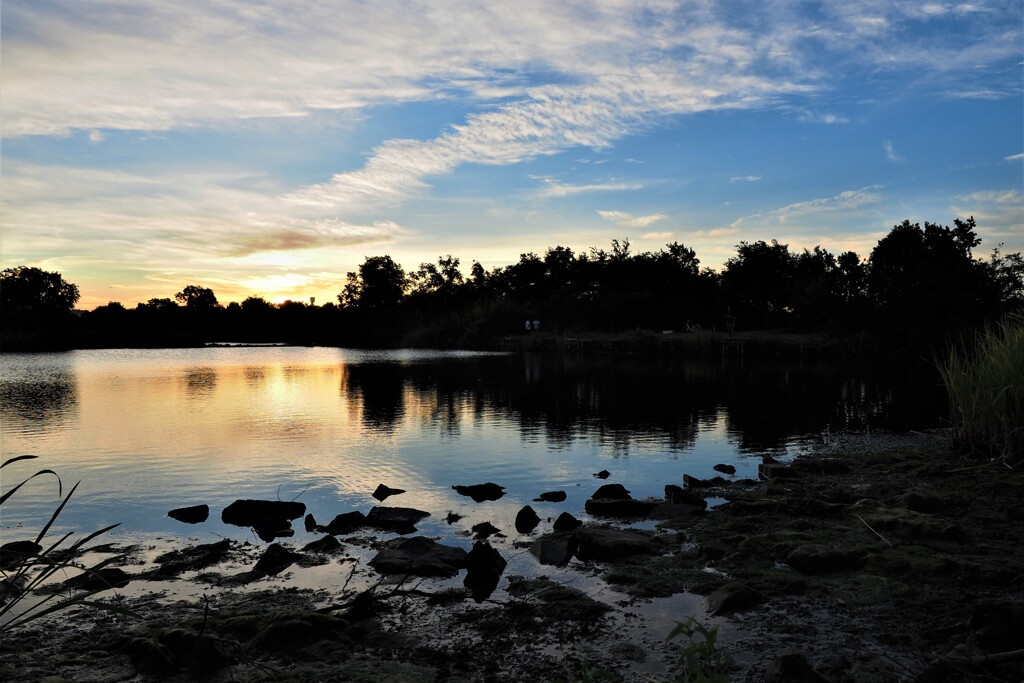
[2,218,1021,352]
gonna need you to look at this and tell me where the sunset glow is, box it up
[2,1,1021,309]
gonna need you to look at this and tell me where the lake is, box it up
[1,347,946,545]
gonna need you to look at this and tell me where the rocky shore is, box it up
[2,430,1022,682]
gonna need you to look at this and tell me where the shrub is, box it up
[937,314,1024,463]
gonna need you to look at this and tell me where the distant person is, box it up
[532,319,540,332]
[524,320,532,333]
[725,307,736,338]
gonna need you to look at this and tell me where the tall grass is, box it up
[0,455,134,632]
[937,314,1024,464]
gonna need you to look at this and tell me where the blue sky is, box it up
[2,0,1021,308]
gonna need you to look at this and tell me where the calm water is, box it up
[0,347,945,544]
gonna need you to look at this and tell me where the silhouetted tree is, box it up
[722,240,796,328]
[175,285,219,308]
[339,256,407,309]
[1,266,80,324]
[867,217,1000,347]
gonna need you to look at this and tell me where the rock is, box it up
[464,541,507,602]
[0,540,41,570]
[785,545,863,575]
[529,537,577,566]
[573,527,660,561]
[706,581,763,615]
[445,511,463,524]
[594,469,611,479]
[302,535,343,554]
[222,499,306,540]
[366,506,430,534]
[304,513,319,532]
[325,511,367,535]
[764,651,828,683]
[758,463,796,480]
[372,484,406,502]
[664,485,708,508]
[515,505,541,533]
[553,511,583,532]
[646,502,705,520]
[65,567,131,591]
[167,504,209,524]
[533,490,567,502]
[253,543,302,575]
[592,483,631,499]
[369,536,467,577]
[584,498,659,518]
[712,464,737,475]
[471,521,502,539]
[153,539,232,576]
[762,454,780,464]
[683,474,730,488]
[452,483,506,502]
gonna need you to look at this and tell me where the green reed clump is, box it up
[937,314,1024,464]
[0,455,135,633]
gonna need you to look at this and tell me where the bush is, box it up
[937,314,1024,463]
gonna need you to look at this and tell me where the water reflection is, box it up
[341,363,406,432]
[341,354,944,454]
[0,348,945,540]
[0,356,79,432]
[184,366,217,397]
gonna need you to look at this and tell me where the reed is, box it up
[0,455,135,632]
[937,314,1024,464]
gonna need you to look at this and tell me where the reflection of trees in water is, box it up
[342,363,406,432]
[184,366,217,397]
[337,354,944,450]
[0,370,79,426]
[243,366,266,385]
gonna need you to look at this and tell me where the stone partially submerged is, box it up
[572,527,661,561]
[222,499,306,541]
[365,506,430,534]
[369,536,467,577]
[515,505,541,534]
[372,484,406,502]
[464,541,507,602]
[168,504,209,524]
[584,497,660,518]
[452,483,506,502]
[324,511,367,535]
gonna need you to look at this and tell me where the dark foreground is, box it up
[2,432,1022,682]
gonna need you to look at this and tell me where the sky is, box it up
[2,0,1022,309]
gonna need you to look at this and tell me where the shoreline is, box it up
[3,430,1020,682]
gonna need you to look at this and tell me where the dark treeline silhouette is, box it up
[2,218,1021,353]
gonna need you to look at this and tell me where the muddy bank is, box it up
[2,431,1022,682]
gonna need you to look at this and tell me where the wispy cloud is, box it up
[730,175,762,183]
[1005,153,1024,162]
[536,177,644,198]
[733,186,883,227]
[797,110,849,124]
[883,140,902,163]
[597,210,667,228]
